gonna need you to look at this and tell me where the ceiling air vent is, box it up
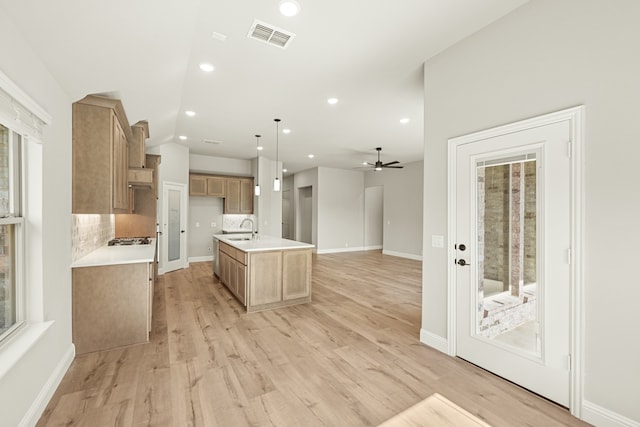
[203,139,222,145]
[247,19,295,49]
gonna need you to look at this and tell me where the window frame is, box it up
[0,125,26,343]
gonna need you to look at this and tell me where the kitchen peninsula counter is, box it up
[213,235,314,312]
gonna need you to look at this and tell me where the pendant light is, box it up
[273,118,281,192]
[254,134,261,196]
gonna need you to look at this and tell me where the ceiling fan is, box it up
[367,147,404,171]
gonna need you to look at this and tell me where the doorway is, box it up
[448,107,584,410]
[298,186,313,244]
[364,186,383,250]
[162,182,188,273]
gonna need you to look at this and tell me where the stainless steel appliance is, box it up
[108,237,152,246]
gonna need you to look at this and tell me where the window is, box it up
[0,123,23,341]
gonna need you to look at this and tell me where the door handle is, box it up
[457,259,470,266]
[181,230,185,233]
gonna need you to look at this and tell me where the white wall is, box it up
[422,1,640,424]
[188,196,222,260]
[253,156,282,237]
[316,167,364,253]
[0,8,74,426]
[365,160,423,259]
[189,153,251,176]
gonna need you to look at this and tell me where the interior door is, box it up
[163,182,187,273]
[454,120,571,406]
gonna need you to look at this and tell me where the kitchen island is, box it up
[214,235,314,313]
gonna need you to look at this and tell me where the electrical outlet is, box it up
[207,247,211,252]
[195,222,200,228]
[211,222,216,227]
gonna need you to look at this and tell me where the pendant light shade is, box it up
[273,119,281,192]
[254,134,261,196]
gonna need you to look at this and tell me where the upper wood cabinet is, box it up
[224,177,254,214]
[207,176,225,197]
[189,173,254,214]
[189,175,207,196]
[73,95,132,214]
[129,121,148,168]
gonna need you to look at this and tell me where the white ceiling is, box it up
[2,0,527,174]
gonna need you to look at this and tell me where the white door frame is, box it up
[447,106,584,417]
[161,181,188,274]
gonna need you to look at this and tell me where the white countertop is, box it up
[214,234,314,253]
[71,239,156,268]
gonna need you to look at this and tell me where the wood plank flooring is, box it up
[37,251,589,426]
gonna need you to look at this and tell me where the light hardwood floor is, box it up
[37,251,589,426]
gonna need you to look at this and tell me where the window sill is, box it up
[0,321,54,381]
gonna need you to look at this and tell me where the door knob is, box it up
[457,259,470,266]
[181,230,185,233]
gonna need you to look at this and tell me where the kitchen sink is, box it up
[228,237,252,241]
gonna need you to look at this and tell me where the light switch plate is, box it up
[432,235,444,248]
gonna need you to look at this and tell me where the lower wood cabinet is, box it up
[72,262,154,355]
[217,240,312,313]
[218,242,247,305]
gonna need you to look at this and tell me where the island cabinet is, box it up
[72,261,154,355]
[218,241,247,305]
[216,236,313,313]
[73,95,133,214]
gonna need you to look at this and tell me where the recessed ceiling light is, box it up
[400,117,410,124]
[199,63,215,72]
[185,110,196,117]
[308,154,314,159]
[362,161,368,165]
[279,0,300,17]
[257,146,264,151]
[327,98,339,105]
[283,168,288,173]
[283,128,291,134]
[179,135,187,140]
[211,32,227,41]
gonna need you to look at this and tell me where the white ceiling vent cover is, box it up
[247,19,296,49]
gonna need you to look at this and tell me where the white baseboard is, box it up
[20,343,75,427]
[582,400,640,427]
[420,328,449,354]
[189,256,213,263]
[363,245,383,251]
[383,250,423,261]
[316,246,365,254]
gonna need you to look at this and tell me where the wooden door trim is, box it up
[446,106,584,418]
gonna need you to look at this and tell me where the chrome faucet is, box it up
[240,218,256,238]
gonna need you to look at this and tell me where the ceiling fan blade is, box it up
[367,162,375,166]
[382,160,399,166]
[384,165,404,169]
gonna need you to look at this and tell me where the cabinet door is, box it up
[112,115,129,211]
[236,260,247,305]
[240,178,254,214]
[249,251,282,305]
[225,179,241,213]
[189,175,207,196]
[207,177,226,197]
[283,250,312,300]
[129,125,146,168]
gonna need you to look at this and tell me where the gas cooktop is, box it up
[108,237,152,246]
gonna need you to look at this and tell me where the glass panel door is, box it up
[168,188,181,262]
[475,154,539,357]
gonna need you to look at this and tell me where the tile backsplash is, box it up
[222,214,256,232]
[72,214,115,262]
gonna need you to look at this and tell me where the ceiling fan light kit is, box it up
[368,147,404,171]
